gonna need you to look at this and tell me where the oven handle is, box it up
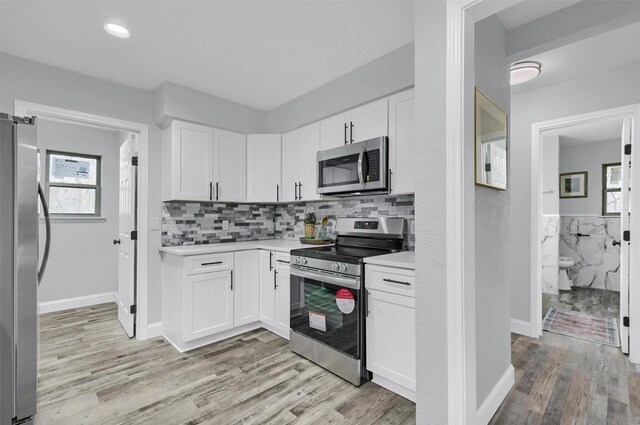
[291,267,360,290]
[357,145,366,188]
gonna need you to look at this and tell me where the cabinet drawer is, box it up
[185,253,233,275]
[275,252,290,271]
[366,265,415,296]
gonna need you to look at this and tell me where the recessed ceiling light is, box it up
[510,61,541,85]
[104,23,130,39]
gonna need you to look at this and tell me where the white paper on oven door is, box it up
[309,311,326,332]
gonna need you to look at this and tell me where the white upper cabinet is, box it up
[163,120,213,201]
[349,98,388,144]
[319,98,388,150]
[388,89,415,194]
[247,134,282,203]
[281,122,321,202]
[213,129,246,202]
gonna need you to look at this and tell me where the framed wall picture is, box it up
[475,88,508,190]
[559,171,588,198]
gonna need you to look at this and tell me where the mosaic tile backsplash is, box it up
[162,194,415,249]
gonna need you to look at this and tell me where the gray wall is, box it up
[414,2,448,422]
[510,59,640,323]
[542,134,560,215]
[36,120,120,304]
[265,42,414,134]
[0,53,165,324]
[474,14,512,409]
[559,139,621,215]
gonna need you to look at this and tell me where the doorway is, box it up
[14,101,151,340]
[531,105,640,359]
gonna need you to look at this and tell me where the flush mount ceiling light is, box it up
[104,23,130,39]
[510,61,541,85]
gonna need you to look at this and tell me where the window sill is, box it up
[39,217,107,224]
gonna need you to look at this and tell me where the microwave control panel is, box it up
[366,149,380,182]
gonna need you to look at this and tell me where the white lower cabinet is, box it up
[183,270,233,342]
[274,263,290,336]
[233,250,261,326]
[260,251,291,339]
[365,264,416,401]
[259,250,277,326]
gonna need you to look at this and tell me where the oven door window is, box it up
[290,274,360,358]
[318,153,360,188]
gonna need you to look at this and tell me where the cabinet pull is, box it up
[298,182,302,200]
[230,270,233,290]
[383,278,411,286]
[344,123,348,145]
[276,184,280,202]
[215,182,219,201]
[277,259,290,264]
[201,261,223,266]
[294,182,299,201]
[274,269,278,289]
[389,169,393,194]
[350,121,354,143]
[269,251,273,271]
[366,290,370,317]
[209,182,213,201]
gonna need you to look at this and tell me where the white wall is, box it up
[36,120,120,304]
[542,134,560,215]
[510,59,640,323]
[474,14,512,409]
[559,138,621,215]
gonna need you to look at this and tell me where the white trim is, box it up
[38,292,116,314]
[510,319,532,337]
[163,322,263,353]
[530,103,640,350]
[146,322,164,339]
[371,374,416,402]
[14,100,152,341]
[476,365,515,425]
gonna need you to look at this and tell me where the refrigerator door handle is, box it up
[37,183,50,284]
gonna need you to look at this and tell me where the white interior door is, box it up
[118,134,137,337]
[621,117,632,353]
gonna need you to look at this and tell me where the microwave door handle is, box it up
[357,146,366,188]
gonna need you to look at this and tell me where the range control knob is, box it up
[302,257,308,265]
[296,257,302,265]
[332,262,341,272]
[339,263,348,273]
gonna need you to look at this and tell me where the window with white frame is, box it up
[602,162,622,216]
[45,151,101,216]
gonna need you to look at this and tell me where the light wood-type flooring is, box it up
[36,303,415,425]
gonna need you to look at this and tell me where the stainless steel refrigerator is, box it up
[0,113,51,425]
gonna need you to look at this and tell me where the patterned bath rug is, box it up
[542,307,620,347]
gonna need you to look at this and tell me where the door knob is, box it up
[113,239,121,245]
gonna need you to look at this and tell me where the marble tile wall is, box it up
[161,194,415,248]
[559,216,621,291]
[275,194,415,250]
[541,215,560,294]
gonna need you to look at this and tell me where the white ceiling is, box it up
[547,118,624,147]
[511,20,640,94]
[0,1,415,111]
[497,0,582,30]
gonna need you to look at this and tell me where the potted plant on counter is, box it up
[304,206,317,239]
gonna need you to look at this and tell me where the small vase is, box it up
[304,224,316,238]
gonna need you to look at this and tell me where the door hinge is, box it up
[625,144,632,155]
[624,230,630,242]
[129,305,137,315]
[624,316,630,327]
[130,230,138,240]
[131,156,138,166]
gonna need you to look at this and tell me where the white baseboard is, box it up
[38,292,117,314]
[511,319,532,337]
[146,322,164,338]
[476,365,515,425]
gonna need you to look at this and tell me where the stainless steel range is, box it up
[289,217,405,386]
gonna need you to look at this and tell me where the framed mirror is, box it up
[475,88,508,190]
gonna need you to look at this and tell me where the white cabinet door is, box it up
[233,250,260,326]
[275,268,290,338]
[259,250,276,326]
[247,135,282,202]
[320,111,350,150]
[165,120,213,201]
[366,289,416,391]
[281,131,303,202]
[300,122,321,201]
[349,98,388,144]
[388,89,415,194]
[213,129,246,202]
[183,270,233,342]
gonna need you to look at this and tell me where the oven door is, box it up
[316,137,387,194]
[290,267,362,359]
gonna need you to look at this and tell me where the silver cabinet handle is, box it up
[230,270,233,290]
[274,269,278,289]
[294,182,299,201]
[383,278,411,286]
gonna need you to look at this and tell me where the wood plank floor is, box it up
[36,303,415,425]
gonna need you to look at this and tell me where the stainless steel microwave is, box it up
[316,137,388,196]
